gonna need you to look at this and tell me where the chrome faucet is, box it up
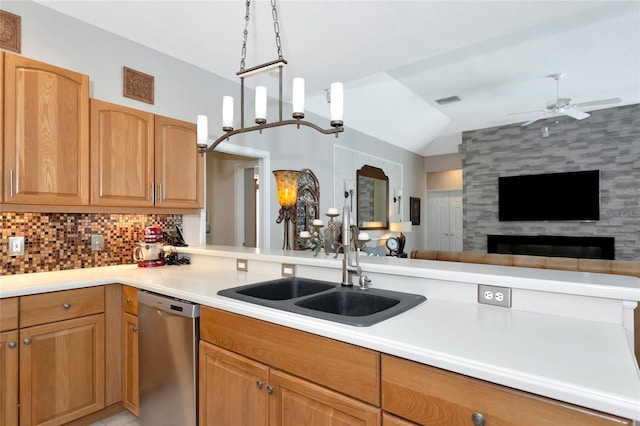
[341,205,362,286]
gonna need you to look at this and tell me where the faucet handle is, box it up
[358,275,372,290]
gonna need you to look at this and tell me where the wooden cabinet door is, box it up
[122,313,139,416]
[90,99,154,207]
[381,354,631,426]
[0,330,19,426]
[20,314,105,426]
[199,341,269,426]
[4,53,89,205]
[269,369,381,426]
[154,115,203,209]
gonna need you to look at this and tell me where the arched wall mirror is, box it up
[357,165,389,230]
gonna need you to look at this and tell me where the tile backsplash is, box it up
[1,212,182,275]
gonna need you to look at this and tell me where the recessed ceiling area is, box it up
[33,1,640,156]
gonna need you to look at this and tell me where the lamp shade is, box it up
[273,170,301,208]
[197,115,208,146]
[255,86,267,123]
[389,221,412,233]
[292,77,305,116]
[330,82,343,123]
[222,96,234,130]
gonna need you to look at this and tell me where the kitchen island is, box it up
[1,245,639,423]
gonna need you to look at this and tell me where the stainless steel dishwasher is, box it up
[137,290,200,426]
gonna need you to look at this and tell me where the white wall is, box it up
[5,0,427,251]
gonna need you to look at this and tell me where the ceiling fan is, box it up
[511,73,622,127]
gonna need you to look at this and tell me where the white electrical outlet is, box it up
[8,236,25,256]
[91,235,104,251]
[478,284,512,308]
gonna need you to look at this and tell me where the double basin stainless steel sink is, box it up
[217,277,426,326]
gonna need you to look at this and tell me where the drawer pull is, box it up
[63,303,71,309]
[471,412,486,426]
[266,385,274,395]
[23,338,31,345]
[126,297,133,304]
[8,341,17,349]
[256,381,263,390]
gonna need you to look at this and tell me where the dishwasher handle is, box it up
[137,290,200,318]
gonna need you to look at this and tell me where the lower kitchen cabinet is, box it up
[0,330,19,426]
[20,314,105,426]
[269,368,380,425]
[199,341,380,426]
[381,354,632,426]
[199,342,269,425]
[382,412,418,426]
[122,312,139,416]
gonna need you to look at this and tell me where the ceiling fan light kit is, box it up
[513,73,622,127]
[197,0,344,154]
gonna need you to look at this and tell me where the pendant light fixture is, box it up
[197,0,344,153]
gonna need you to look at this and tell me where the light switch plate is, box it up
[281,263,296,278]
[236,259,248,272]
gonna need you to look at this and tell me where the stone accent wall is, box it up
[462,104,640,261]
[1,213,182,275]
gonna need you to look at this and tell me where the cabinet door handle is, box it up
[132,327,138,332]
[9,169,14,198]
[266,385,274,395]
[152,183,156,203]
[471,412,486,426]
[8,341,17,349]
[63,303,71,309]
[23,338,31,345]
[256,381,263,390]
[158,183,163,203]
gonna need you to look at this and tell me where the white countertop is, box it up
[2,246,640,420]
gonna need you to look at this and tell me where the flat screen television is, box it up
[498,170,600,221]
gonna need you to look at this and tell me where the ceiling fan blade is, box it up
[563,108,590,120]
[573,97,622,108]
[520,116,546,127]
[508,109,546,116]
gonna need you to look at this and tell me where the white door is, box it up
[427,190,463,251]
[449,192,463,251]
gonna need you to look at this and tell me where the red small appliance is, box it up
[133,226,166,267]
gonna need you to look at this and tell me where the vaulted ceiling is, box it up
[34,1,640,156]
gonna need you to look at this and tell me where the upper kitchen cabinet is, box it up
[91,100,203,209]
[90,99,155,207]
[3,53,90,205]
[154,115,203,209]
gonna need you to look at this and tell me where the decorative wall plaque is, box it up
[123,66,154,104]
[0,10,21,53]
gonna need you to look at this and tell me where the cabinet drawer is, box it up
[20,286,105,328]
[201,307,380,406]
[381,354,631,426]
[122,285,138,315]
[0,297,19,332]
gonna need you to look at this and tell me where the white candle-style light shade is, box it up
[255,86,267,124]
[196,115,209,147]
[222,96,234,131]
[292,77,305,119]
[330,82,343,127]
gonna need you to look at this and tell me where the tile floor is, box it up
[89,410,141,426]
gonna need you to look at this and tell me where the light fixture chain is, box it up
[240,0,251,71]
[271,0,283,60]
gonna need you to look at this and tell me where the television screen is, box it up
[498,170,600,221]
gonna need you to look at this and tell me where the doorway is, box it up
[205,144,270,248]
[426,190,463,251]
